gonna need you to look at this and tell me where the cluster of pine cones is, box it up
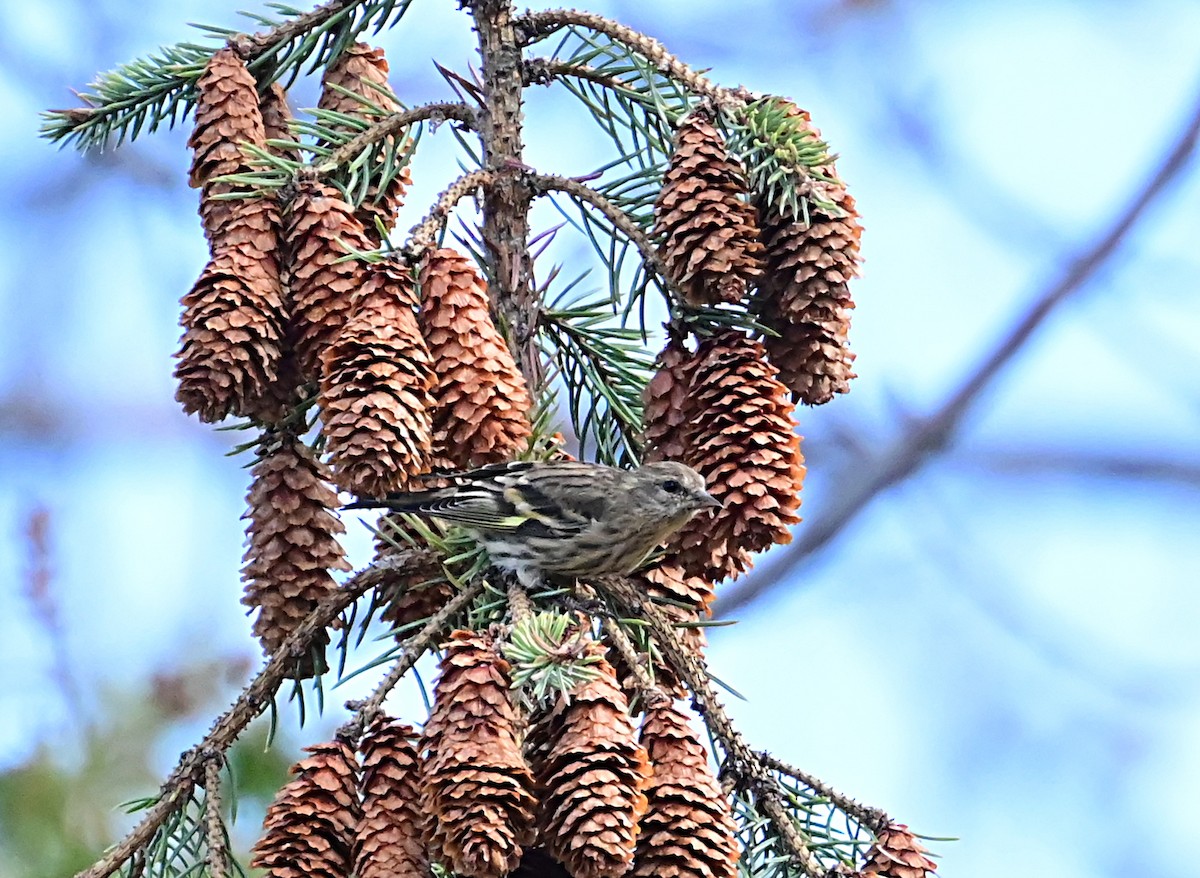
[173,38,913,878]
[249,629,935,878]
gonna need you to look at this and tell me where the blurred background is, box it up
[2,0,1199,875]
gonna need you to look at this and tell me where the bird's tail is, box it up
[343,490,442,512]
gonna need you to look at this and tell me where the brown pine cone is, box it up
[240,438,351,678]
[754,100,863,406]
[632,704,739,878]
[174,247,286,423]
[356,716,429,878]
[654,111,764,305]
[667,331,806,582]
[284,179,376,382]
[418,248,533,468]
[528,649,651,878]
[260,81,301,161]
[319,260,434,497]
[188,47,266,189]
[318,43,411,241]
[251,739,361,878]
[862,823,938,878]
[420,630,537,877]
[642,336,700,464]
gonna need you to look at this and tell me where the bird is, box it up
[346,459,721,586]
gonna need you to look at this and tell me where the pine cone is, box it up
[642,337,700,464]
[188,47,266,189]
[240,438,351,678]
[667,331,806,582]
[632,704,739,878]
[373,514,455,638]
[318,43,411,241]
[356,716,429,878]
[862,823,938,878]
[755,101,862,405]
[174,247,286,423]
[251,739,361,878]
[528,649,651,878]
[284,179,376,381]
[320,261,435,497]
[654,112,764,305]
[761,312,856,407]
[261,81,301,161]
[418,249,533,468]
[420,630,537,877]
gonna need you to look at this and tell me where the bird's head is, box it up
[632,461,722,526]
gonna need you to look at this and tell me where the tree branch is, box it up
[718,81,1200,615]
[316,100,477,174]
[404,168,496,255]
[514,8,742,108]
[74,549,432,878]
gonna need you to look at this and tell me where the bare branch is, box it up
[316,101,477,175]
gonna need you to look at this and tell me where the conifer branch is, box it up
[600,616,672,709]
[405,169,496,255]
[317,100,477,173]
[515,8,743,108]
[595,575,827,877]
[758,752,889,833]
[74,549,432,878]
[202,758,230,878]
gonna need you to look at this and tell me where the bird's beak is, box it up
[697,491,723,509]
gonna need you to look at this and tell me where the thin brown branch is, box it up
[515,9,742,108]
[316,101,478,174]
[526,172,673,288]
[523,57,632,93]
[758,751,888,833]
[507,579,535,623]
[74,549,431,878]
[405,168,496,255]
[202,757,229,878]
[600,617,672,710]
[342,576,487,738]
[958,446,1200,488]
[718,81,1200,615]
[595,575,827,878]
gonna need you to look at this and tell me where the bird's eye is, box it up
[661,479,683,494]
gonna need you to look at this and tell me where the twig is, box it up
[316,101,478,174]
[600,617,672,710]
[341,576,487,737]
[757,751,888,834]
[202,757,229,878]
[405,169,495,255]
[73,549,431,878]
[718,81,1200,615]
[515,9,742,108]
[526,172,672,287]
[596,575,826,878]
[507,579,535,623]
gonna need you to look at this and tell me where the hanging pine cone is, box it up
[755,100,862,406]
[528,648,651,878]
[188,46,266,190]
[319,260,434,497]
[373,514,455,638]
[284,179,376,382]
[318,43,411,241]
[642,336,700,464]
[632,704,739,878]
[418,249,533,468]
[240,438,351,677]
[654,111,764,306]
[356,716,430,878]
[260,81,301,161]
[420,630,537,877]
[251,739,361,878]
[666,331,806,582]
[862,823,938,878]
[174,248,286,423]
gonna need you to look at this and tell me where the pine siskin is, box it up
[347,460,721,586]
